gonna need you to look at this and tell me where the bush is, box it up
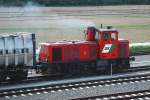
[130,42,150,56]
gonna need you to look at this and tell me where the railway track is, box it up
[124,65,150,72]
[1,72,150,98]
[73,89,150,100]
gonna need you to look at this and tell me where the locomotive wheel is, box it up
[9,70,28,81]
[0,70,6,82]
[41,67,49,75]
[116,59,130,72]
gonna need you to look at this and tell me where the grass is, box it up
[0,27,62,31]
[125,15,150,18]
[116,24,150,30]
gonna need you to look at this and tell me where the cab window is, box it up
[111,33,116,41]
[104,33,109,41]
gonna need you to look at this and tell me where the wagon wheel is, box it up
[9,70,28,81]
[0,70,7,82]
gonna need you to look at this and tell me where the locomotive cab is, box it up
[85,26,119,60]
[98,28,119,60]
[85,26,130,72]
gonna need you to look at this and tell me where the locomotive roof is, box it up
[40,40,96,46]
[98,28,117,32]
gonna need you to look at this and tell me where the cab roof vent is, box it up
[107,26,113,29]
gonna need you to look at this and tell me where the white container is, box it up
[0,33,34,67]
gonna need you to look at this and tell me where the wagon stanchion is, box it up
[32,33,36,69]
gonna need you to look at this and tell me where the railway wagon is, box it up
[38,27,130,75]
[0,33,35,81]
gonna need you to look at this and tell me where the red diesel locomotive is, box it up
[38,27,130,75]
